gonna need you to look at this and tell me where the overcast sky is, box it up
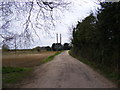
[30,0,100,48]
[0,0,100,49]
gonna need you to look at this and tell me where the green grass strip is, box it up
[2,67,32,88]
[2,51,63,88]
[41,51,63,63]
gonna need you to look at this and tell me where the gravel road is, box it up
[22,51,116,88]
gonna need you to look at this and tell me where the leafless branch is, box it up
[0,0,71,48]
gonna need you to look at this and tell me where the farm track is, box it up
[22,51,116,88]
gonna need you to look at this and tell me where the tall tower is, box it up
[56,33,58,43]
[60,34,61,44]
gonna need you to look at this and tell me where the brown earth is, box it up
[2,51,56,67]
[21,51,117,88]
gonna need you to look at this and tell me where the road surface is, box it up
[22,51,116,88]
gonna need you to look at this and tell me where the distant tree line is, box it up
[33,46,51,52]
[2,42,71,52]
[2,44,52,52]
[52,43,71,51]
[71,2,120,83]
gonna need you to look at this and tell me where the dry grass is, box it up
[2,51,56,67]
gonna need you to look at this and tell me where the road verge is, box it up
[69,50,119,88]
[2,51,63,88]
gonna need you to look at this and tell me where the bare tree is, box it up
[0,0,71,48]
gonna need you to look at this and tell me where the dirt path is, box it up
[22,51,116,88]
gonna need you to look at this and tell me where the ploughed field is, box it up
[2,51,56,67]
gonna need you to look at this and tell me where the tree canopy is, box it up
[71,2,120,84]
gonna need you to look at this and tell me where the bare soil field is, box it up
[2,51,56,67]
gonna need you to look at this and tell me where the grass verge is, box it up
[69,50,119,87]
[41,51,63,63]
[2,51,63,88]
[2,67,32,88]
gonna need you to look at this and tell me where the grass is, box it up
[2,67,32,88]
[2,51,63,88]
[41,51,63,63]
[69,50,119,87]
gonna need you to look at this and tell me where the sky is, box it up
[0,0,100,49]
[30,0,100,48]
